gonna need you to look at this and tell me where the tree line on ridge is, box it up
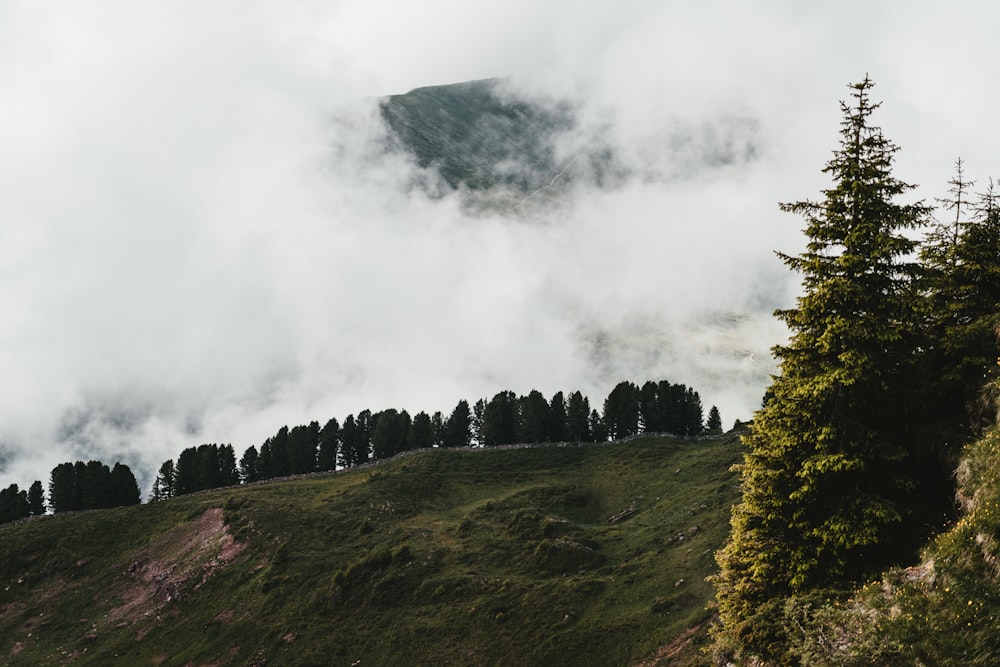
[148,379,721,501]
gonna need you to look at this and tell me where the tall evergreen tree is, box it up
[288,423,319,474]
[259,440,274,479]
[269,426,290,478]
[566,391,591,442]
[410,411,436,449]
[482,391,518,446]
[472,399,487,446]
[589,409,608,442]
[713,78,931,663]
[681,388,704,435]
[920,165,1000,437]
[81,460,112,509]
[518,390,550,443]
[430,411,446,447]
[110,462,141,507]
[706,405,723,433]
[174,448,199,495]
[0,484,30,524]
[48,459,138,510]
[603,381,640,439]
[639,381,661,433]
[548,391,568,442]
[317,418,340,471]
[49,462,77,513]
[195,444,221,490]
[240,446,261,483]
[219,444,240,486]
[443,400,472,447]
[155,459,176,499]
[373,409,410,459]
[356,410,374,463]
[27,480,45,515]
[339,414,367,467]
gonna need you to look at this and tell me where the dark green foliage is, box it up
[472,398,487,446]
[219,445,239,486]
[482,390,518,446]
[153,459,175,500]
[110,463,141,507]
[142,378,715,505]
[79,461,110,510]
[566,391,591,442]
[714,77,932,664]
[239,446,260,484]
[373,409,411,459]
[356,410,374,462]
[518,389,550,443]
[919,162,1000,441]
[639,381,660,431]
[174,448,198,495]
[339,414,367,468]
[259,440,273,479]
[287,422,319,475]
[47,460,141,512]
[174,445,239,495]
[317,418,340,471]
[27,480,45,516]
[548,391,568,442]
[48,462,77,513]
[706,406,723,433]
[589,410,608,442]
[603,381,640,439]
[782,423,1000,666]
[269,426,290,478]
[409,411,435,449]
[0,484,30,524]
[430,411,446,447]
[442,400,472,447]
[640,380,705,435]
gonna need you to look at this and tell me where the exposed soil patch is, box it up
[105,508,246,631]
[633,624,703,666]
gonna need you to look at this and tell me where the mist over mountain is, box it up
[21,2,999,496]
[378,77,761,212]
[1,58,793,494]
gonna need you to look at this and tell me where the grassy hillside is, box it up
[0,435,740,666]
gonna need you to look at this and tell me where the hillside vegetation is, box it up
[710,76,1000,665]
[782,418,1000,665]
[1,435,739,666]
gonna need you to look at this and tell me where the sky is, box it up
[2,0,1000,493]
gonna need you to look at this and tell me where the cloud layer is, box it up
[3,1,1000,492]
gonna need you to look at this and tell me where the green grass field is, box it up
[0,435,740,666]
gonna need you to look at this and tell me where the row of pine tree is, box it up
[0,460,141,526]
[149,379,720,501]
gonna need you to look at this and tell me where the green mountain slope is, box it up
[376,78,759,205]
[0,435,739,666]
[379,78,584,193]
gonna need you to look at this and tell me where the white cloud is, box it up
[2,0,998,492]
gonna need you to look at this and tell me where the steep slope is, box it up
[781,423,1000,665]
[0,435,739,666]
